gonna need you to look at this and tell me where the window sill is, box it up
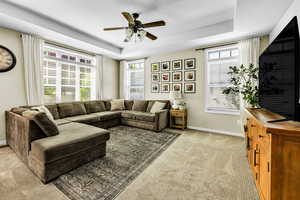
[205,109,240,116]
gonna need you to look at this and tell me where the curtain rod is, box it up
[20,33,98,56]
[195,41,238,51]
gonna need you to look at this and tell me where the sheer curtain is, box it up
[238,37,260,131]
[119,60,128,99]
[21,34,44,105]
[95,55,103,100]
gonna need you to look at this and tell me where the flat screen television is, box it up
[259,16,300,122]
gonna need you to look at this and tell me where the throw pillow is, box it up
[23,110,59,137]
[150,102,166,113]
[110,99,125,111]
[132,100,148,112]
[11,107,29,115]
[85,101,106,113]
[31,105,55,122]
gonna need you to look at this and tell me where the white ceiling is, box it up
[0,0,295,59]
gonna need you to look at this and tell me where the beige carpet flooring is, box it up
[0,129,258,200]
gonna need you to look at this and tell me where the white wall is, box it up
[102,56,119,99]
[0,27,27,142]
[270,0,300,42]
[145,49,242,136]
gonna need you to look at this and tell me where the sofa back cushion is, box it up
[124,100,134,110]
[57,102,87,118]
[45,104,60,119]
[84,101,106,114]
[132,100,148,112]
[146,100,170,112]
[110,99,125,111]
[150,102,167,113]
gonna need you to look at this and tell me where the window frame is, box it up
[204,44,240,115]
[42,44,96,103]
[127,59,145,100]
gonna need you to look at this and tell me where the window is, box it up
[205,45,240,114]
[43,44,96,103]
[127,60,144,100]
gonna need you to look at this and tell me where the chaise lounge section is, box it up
[6,99,170,183]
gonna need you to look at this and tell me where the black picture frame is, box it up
[161,72,170,82]
[172,83,182,92]
[172,59,183,70]
[151,63,160,72]
[151,73,160,82]
[184,82,196,93]
[151,83,160,93]
[184,58,196,70]
[172,71,182,82]
[0,45,17,73]
[161,83,170,93]
[184,70,196,81]
[161,61,171,71]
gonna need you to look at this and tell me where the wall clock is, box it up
[0,45,16,72]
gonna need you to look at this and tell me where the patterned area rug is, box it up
[53,126,180,200]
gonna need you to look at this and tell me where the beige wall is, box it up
[103,56,119,99]
[0,27,27,142]
[145,36,269,136]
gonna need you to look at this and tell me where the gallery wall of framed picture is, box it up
[151,58,196,93]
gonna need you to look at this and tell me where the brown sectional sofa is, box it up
[6,99,170,183]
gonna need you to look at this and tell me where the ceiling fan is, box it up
[103,12,166,42]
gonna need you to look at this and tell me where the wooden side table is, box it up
[169,109,187,130]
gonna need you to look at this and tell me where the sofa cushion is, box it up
[45,104,60,120]
[30,122,110,163]
[84,101,106,114]
[54,119,71,126]
[121,111,155,122]
[23,110,59,137]
[150,102,166,113]
[31,105,55,122]
[132,100,148,112]
[146,100,170,112]
[73,102,87,115]
[64,114,100,123]
[124,100,134,110]
[57,103,74,118]
[58,102,87,118]
[11,107,29,115]
[93,111,121,121]
[110,99,125,111]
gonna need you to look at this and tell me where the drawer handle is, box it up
[259,135,264,138]
[254,150,259,167]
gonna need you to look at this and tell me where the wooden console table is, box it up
[169,109,187,130]
[245,108,300,200]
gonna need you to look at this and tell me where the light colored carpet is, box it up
[0,129,258,200]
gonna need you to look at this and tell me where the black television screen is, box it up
[259,16,300,121]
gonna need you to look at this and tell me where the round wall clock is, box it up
[0,45,16,72]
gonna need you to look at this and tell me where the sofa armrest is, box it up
[155,109,169,132]
[6,111,46,164]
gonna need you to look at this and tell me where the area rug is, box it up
[53,126,180,200]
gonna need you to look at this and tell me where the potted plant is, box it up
[222,64,259,108]
[178,102,186,110]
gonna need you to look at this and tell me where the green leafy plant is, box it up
[222,64,259,108]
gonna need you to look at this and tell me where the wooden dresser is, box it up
[245,108,300,200]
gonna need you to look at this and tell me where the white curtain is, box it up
[238,37,260,131]
[95,55,103,100]
[22,34,44,105]
[119,60,128,99]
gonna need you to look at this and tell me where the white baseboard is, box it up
[0,140,7,147]
[188,126,244,138]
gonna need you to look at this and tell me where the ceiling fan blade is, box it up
[142,21,166,28]
[103,27,127,31]
[122,12,134,24]
[146,32,157,40]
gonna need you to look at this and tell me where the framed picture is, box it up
[172,60,182,70]
[151,83,160,93]
[161,83,170,93]
[161,61,170,71]
[161,72,170,82]
[184,58,196,69]
[151,63,160,72]
[184,82,196,93]
[172,83,182,92]
[151,73,160,82]
[172,71,182,82]
[184,70,196,81]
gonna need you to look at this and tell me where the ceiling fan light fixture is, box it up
[137,30,147,41]
[124,28,133,42]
